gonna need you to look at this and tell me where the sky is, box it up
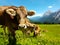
[0,0,60,17]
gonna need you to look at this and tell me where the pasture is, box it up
[0,24,60,45]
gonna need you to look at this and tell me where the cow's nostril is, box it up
[24,25,27,29]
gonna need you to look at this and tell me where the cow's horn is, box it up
[6,9,16,16]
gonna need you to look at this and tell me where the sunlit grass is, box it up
[0,24,60,45]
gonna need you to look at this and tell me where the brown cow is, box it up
[0,6,35,45]
[0,6,35,34]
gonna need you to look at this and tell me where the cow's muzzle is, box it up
[18,24,27,29]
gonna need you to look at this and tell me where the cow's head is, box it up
[5,6,35,29]
[17,6,35,28]
[19,6,35,16]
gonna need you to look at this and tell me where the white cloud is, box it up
[48,6,53,9]
[34,13,43,17]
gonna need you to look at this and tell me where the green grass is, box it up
[0,24,60,45]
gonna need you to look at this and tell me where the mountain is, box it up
[28,16,41,23]
[28,10,60,23]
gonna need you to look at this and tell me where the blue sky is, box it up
[0,0,60,16]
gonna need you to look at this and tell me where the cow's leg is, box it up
[7,27,16,45]
[11,30,16,45]
[8,30,16,45]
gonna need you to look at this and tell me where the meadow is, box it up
[0,24,60,45]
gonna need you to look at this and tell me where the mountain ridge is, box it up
[28,10,60,23]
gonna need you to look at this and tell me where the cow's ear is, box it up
[27,11,35,16]
[6,9,16,19]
